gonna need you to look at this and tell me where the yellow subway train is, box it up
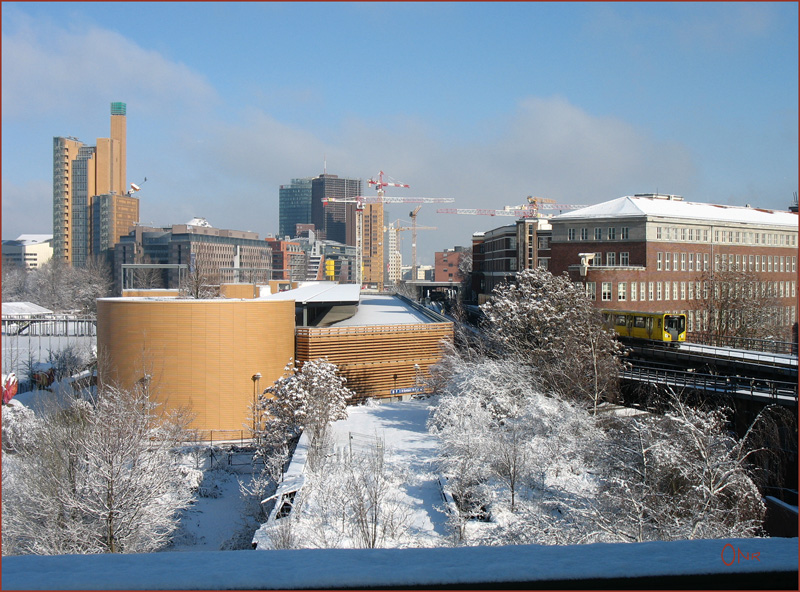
[600,310,687,343]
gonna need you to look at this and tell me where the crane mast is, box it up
[323,171,453,288]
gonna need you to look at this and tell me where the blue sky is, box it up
[2,2,797,265]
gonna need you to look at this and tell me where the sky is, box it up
[2,2,798,265]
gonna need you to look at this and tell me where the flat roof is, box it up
[332,295,438,327]
[259,282,360,305]
[2,302,54,317]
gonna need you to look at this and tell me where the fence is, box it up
[622,364,798,404]
[689,332,795,355]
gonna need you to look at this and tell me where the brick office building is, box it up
[549,194,798,335]
[434,246,468,283]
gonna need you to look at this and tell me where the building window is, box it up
[689,253,694,272]
[681,228,686,241]
[657,252,663,271]
[608,227,616,240]
[681,253,686,271]
[657,227,662,239]
[631,281,638,301]
[688,228,694,241]
[621,227,629,240]
[681,282,686,300]
[538,258,549,270]
[648,282,654,301]
[665,252,671,271]
[606,252,616,266]
[580,227,589,241]
[618,282,627,301]
[640,282,646,301]
[594,252,602,265]
[620,252,629,266]
[568,228,576,241]
[703,254,709,271]
[586,281,596,301]
[673,282,678,300]
[594,227,602,241]
[688,281,694,300]
[601,282,612,301]
[657,282,662,300]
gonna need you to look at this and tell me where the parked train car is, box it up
[600,310,687,343]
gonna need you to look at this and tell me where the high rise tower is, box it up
[310,173,361,243]
[53,102,136,266]
[278,178,313,238]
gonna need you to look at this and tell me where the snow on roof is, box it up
[553,195,799,227]
[14,234,53,245]
[260,282,361,304]
[2,302,54,317]
[185,217,212,227]
[332,295,436,326]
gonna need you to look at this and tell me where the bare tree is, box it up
[181,257,216,299]
[1,385,193,555]
[697,268,785,340]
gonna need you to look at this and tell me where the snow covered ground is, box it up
[4,396,798,589]
[252,398,449,550]
[168,458,260,552]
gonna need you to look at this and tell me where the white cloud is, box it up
[1,11,218,122]
[1,11,699,261]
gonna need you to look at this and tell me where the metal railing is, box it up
[2,317,97,337]
[622,364,798,403]
[689,332,795,355]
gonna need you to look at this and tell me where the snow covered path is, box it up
[326,399,449,544]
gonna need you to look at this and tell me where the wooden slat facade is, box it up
[296,322,453,400]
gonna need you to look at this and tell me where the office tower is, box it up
[278,178,313,238]
[310,173,361,244]
[53,102,136,266]
[361,202,384,289]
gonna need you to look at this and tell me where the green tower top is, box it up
[110,102,126,116]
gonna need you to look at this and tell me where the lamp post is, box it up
[251,372,262,441]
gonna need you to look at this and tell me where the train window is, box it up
[615,315,626,326]
[665,315,686,333]
[634,316,646,328]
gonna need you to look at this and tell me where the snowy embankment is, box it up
[3,538,797,590]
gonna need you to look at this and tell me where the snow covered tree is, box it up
[595,395,766,541]
[481,267,622,413]
[1,385,193,555]
[256,358,353,469]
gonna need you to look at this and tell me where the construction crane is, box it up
[437,196,585,218]
[385,219,437,284]
[322,171,454,287]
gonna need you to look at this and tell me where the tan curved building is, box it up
[97,297,295,434]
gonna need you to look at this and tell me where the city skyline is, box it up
[2,2,797,265]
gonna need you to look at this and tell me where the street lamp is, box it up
[251,372,262,440]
